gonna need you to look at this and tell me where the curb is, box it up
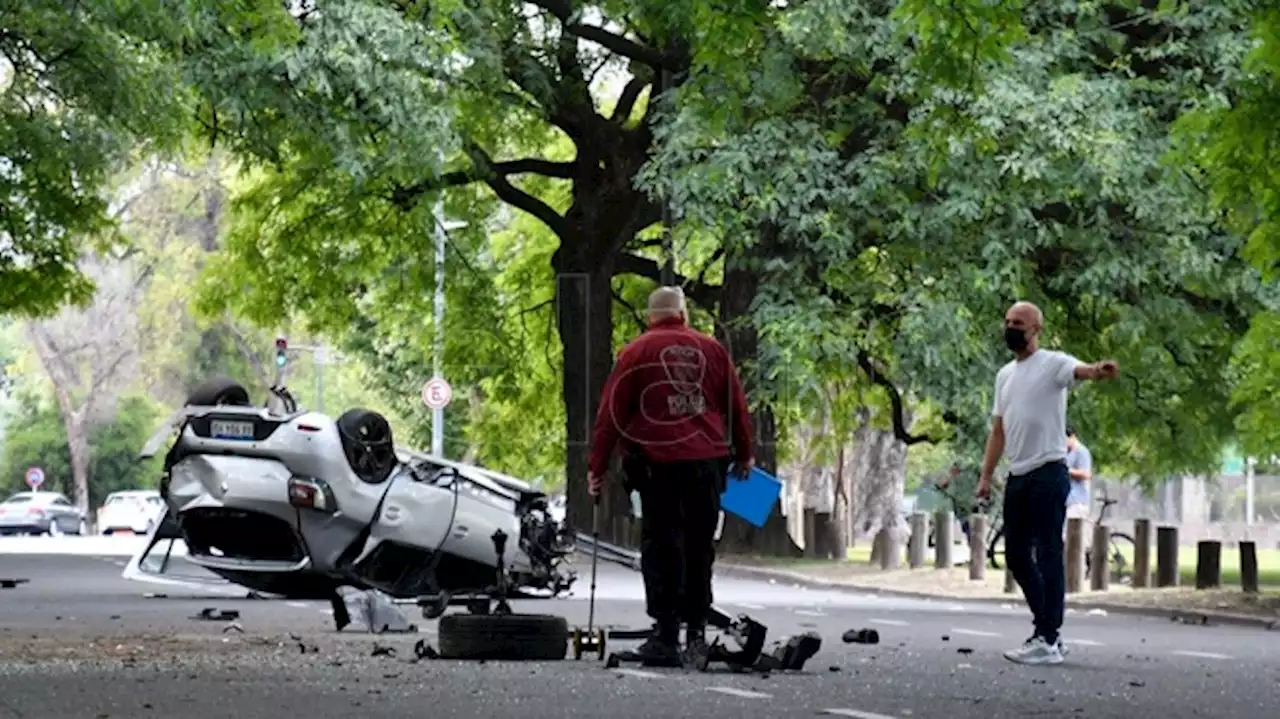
[715,562,1280,631]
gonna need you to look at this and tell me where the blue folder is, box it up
[721,466,783,528]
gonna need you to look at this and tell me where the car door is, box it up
[51,496,77,531]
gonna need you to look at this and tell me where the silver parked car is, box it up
[0,491,87,536]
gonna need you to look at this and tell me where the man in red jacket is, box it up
[587,286,754,667]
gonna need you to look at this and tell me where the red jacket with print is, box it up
[588,316,753,476]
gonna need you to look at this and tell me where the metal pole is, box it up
[431,193,446,457]
[659,67,676,287]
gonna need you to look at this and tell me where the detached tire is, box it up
[437,613,569,661]
[186,377,251,407]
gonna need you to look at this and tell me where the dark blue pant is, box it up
[1003,460,1070,643]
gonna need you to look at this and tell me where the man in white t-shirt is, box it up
[977,301,1118,666]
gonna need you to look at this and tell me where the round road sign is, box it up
[422,377,453,410]
[24,467,45,489]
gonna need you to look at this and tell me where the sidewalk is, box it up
[717,555,1280,629]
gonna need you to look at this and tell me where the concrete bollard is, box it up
[1132,519,1152,588]
[1195,540,1222,590]
[1065,517,1085,594]
[934,510,953,569]
[968,514,988,581]
[1240,540,1260,593]
[1156,525,1179,587]
[1089,523,1110,591]
[908,512,928,569]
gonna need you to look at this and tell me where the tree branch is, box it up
[529,0,682,71]
[389,157,577,212]
[612,284,647,333]
[469,145,572,239]
[615,253,721,309]
[612,75,649,124]
[855,351,940,446]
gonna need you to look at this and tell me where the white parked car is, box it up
[98,490,165,535]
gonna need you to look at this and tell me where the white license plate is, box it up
[210,419,255,440]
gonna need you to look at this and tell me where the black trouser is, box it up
[1003,460,1070,644]
[633,456,725,642]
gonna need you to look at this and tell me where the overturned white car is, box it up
[136,378,577,608]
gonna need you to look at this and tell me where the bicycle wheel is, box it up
[1107,532,1135,584]
[986,524,1005,570]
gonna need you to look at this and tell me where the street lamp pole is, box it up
[660,67,676,287]
[431,193,446,457]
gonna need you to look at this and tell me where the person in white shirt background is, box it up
[977,301,1119,666]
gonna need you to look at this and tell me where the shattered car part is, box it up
[0,578,29,589]
[339,587,417,634]
[192,608,240,621]
[126,377,577,608]
[842,628,880,645]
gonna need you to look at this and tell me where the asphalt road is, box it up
[0,553,1276,719]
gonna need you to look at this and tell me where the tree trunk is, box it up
[555,247,628,539]
[66,422,92,516]
[849,408,910,568]
[715,225,801,557]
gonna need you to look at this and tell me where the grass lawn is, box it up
[731,543,1280,589]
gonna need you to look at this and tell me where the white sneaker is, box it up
[1003,636,1064,665]
[1055,638,1069,657]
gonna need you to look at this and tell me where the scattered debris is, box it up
[109,615,121,620]
[222,623,244,634]
[339,588,417,634]
[0,579,29,589]
[370,643,397,657]
[842,628,880,645]
[413,639,439,660]
[941,635,950,642]
[828,665,841,672]
[192,608,240,622]
[1171,612,1210,626]
[956,647,973,656]
[1129,680,1146,687]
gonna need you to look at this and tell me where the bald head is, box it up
[1006,301,1043,329]
[647,286,687,325]
[1004,301,1043,355]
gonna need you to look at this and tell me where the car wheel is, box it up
[336,408,397,484]
[437,613,569,660]
[47,519,62,537]
[76,519,87,535]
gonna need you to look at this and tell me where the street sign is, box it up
[24,467,44,489]
[421,377,453,410]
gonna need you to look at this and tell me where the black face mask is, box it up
[1004,327,1028,352]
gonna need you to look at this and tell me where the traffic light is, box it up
[274,337,288,368]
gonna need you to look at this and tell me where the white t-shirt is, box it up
[992,349,1081,476]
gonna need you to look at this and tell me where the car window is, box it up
[105,495,127,505]
[53,497,72,506]
[3,494,32,504]
[146,496,163,505]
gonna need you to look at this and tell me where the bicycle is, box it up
[1081,494,1136,585]
[926,482,1005,570]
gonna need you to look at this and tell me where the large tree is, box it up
[184,0,767,542]
[642,0,1271,508]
